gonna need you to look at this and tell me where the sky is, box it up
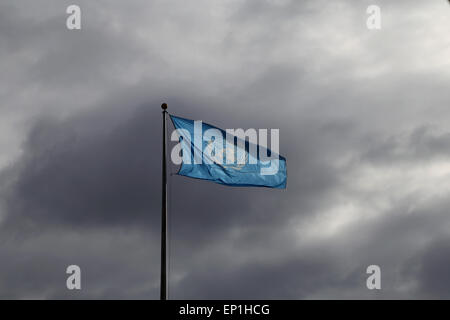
[0,0,450,299]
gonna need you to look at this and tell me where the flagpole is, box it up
[160,102,168,300]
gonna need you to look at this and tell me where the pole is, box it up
[160,102,168,300]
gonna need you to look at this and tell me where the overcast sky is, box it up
[1,0,450,299]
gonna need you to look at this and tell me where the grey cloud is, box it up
[0,228,160,299]
[355,126,450,166]
[408,237,450,298]
[1,0,450,299]
[173,252,352,299]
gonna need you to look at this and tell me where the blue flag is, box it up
[169,115,287,189]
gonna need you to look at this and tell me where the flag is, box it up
[169,115,287,189]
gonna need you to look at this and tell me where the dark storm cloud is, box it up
[173,250,353,299]
[357,126,450,166]
[1,0,450,299]
[0,88,348,298]
[0,228,161,299]
[327,193,450,299]
[409,237,450,298]
[0,87,343,241]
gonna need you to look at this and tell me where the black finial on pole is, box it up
[160,102,168,300]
